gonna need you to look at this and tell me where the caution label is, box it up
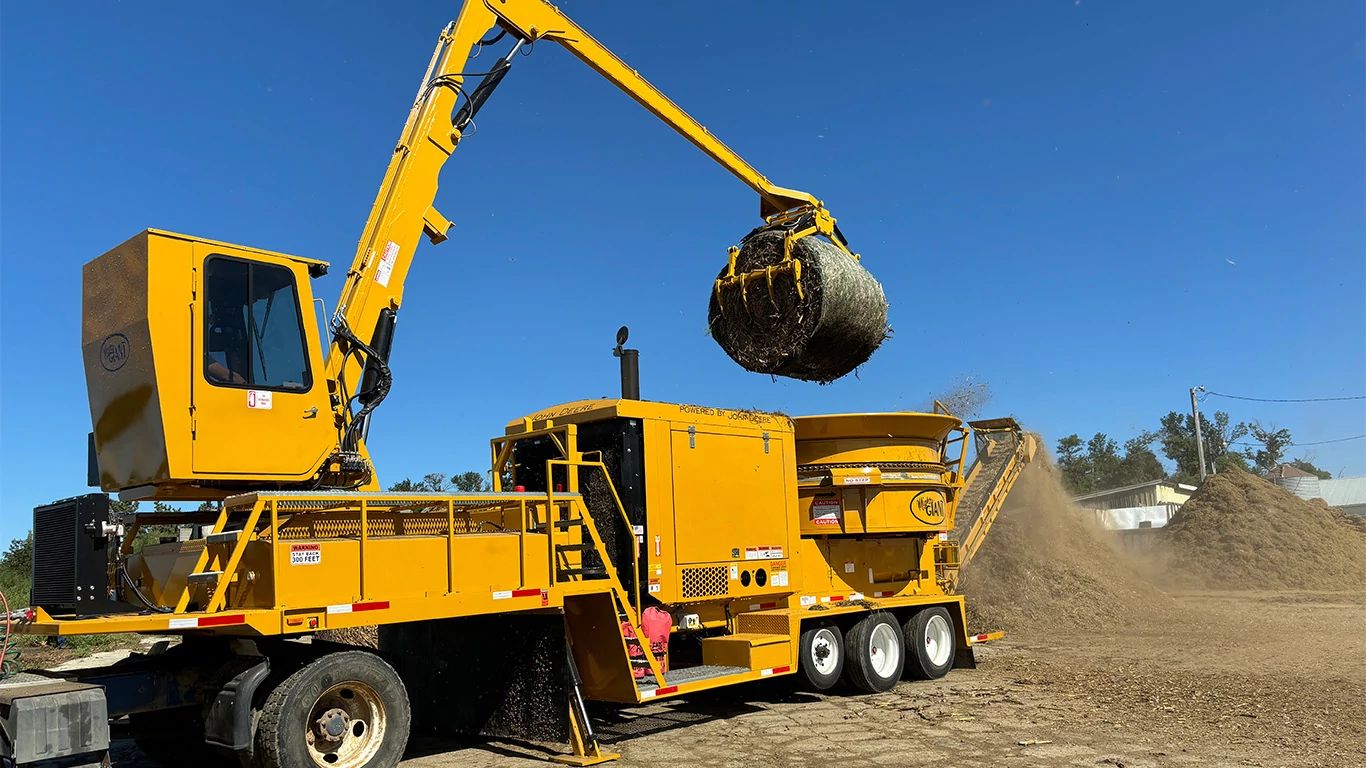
[744,545,784,560]
[810,497,841,526]
[375,241,400,287]
[290,543,321,566]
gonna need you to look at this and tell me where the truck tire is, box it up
[842,613,905,693]
[797,624,844,690]
[903,606,955,680]
[253,650,410,768]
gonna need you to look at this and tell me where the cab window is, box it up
[204,257,311,391]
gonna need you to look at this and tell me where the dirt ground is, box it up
[105,588,1365,768]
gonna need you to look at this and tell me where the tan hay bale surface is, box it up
[707,230,888,383]
[1161,468,1366,590]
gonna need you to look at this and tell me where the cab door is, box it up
[191,245,333,477]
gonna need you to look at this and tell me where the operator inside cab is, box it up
[202,256,311,391]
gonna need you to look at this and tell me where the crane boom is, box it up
[328,0,829,447]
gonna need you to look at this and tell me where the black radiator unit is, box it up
[31,493,117,615]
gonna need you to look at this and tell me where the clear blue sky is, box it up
[2,2,1363,542]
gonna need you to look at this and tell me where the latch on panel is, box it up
[688,425,696,449]
[763,432,770,454]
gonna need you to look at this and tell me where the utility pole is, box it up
[1190,386,1208,480]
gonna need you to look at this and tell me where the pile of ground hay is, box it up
[1160,468,1366,590]
[707,229,888,383]
[316,626,378,648]
[962,463,1166,633]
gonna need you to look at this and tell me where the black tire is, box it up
[129,707,238,768]
[797,623,844,691]
[903,606,956,680]
[842,613,906,693]
[253,650,410,768]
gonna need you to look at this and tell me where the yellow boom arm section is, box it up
[328,0,832,444]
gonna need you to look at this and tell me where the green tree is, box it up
[451,471,486,492]
[126,500,182,552]
[1157,410,1249,483]
[0,533,34,606]
[1244,422,1293,473]
[389,471,487,493]
[1289,458,1332,479]
[1119,433,1164,486]
[1055,432,1164,494]
[387,473,449,492]
[1056,434,1089,491]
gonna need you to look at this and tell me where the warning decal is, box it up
[247,390,273,410]
[375,241,400,287]
[290,543,321,566]
[810,497,841,526]
[744,545,784,560]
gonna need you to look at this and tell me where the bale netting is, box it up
[708,229,889,383]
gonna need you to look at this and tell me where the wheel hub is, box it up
[316,708,350,742]
[305,682,386,768]
[810,628,839,675]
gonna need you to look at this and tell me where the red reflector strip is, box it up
[169,614,244,630]
[872,591,895,598]
[654,685,678,696]
[198,613,246,627]
[327,601,390,614]
[748,602,777,611]
[760,665,792,677]
[830,595,845,602]
[493,588,545,600]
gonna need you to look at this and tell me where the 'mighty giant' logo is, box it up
[100,333,130,372]
[910,490,947,525]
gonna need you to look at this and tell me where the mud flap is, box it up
[953,644,978,669]
[203,659,270,751]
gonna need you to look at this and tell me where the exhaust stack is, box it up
[613,326,640,400]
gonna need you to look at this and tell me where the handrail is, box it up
[546,459,641,624]
[547,458,667,688]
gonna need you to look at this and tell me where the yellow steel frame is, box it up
[329,0,846,466]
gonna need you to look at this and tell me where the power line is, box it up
[1204,390,1366,403]
[1229,434,1366,448]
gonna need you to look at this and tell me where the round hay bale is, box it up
[708,229,888,382]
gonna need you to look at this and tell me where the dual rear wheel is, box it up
[254,650,410,768]
[797,606,956,694]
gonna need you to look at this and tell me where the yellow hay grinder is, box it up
[7,2,1034,767]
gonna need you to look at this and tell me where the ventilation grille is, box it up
[737,613,789,635]
[275,513,468,540]
[681,566,729,599]
[32,499,78,605]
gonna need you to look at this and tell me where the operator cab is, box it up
[83,229,335,500]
